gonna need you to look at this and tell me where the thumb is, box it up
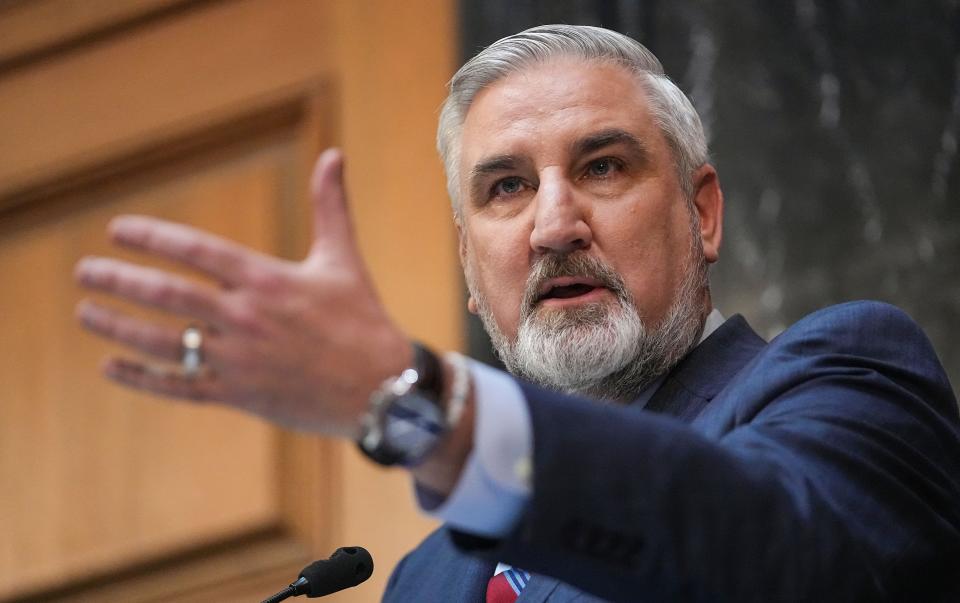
[308,148,357,260]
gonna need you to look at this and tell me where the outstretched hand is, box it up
[75,149,412,437]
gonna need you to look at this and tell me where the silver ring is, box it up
[181,326,204,377]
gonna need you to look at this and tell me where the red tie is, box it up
[486,567,530,603]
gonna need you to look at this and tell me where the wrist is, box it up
[355,343,473,471]
[410,356,475,495]
[343,330,414,440]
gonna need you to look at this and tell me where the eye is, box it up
[491,176,526,198]
[586,158,620,177]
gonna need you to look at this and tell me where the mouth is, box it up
[534,276,609,307]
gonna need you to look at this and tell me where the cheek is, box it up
[463,222,530,333]
[598,202,692,317]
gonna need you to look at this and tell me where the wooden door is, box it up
[0,1,458,601]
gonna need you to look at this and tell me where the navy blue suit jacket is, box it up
[384,302,960,601]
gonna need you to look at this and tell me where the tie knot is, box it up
[486,567,531,603]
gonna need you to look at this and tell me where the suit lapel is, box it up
[642,315,766,421]
[441,538,497,602]
[515,573,561,601]
[390,528,495,602]
[517,573,619,602]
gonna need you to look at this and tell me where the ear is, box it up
[455,216,469,270]
[455,218,481,316]
[690,164,723,263]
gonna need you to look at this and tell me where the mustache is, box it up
[520,253,630,318]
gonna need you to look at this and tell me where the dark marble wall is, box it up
[459,0,960,391]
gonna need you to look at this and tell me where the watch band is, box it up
[357,342,453,467]
[443,351,469,427]
[411,342,443,402]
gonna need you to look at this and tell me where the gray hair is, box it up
[437,24,709,216]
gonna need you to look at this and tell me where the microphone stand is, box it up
[260,577,309,603]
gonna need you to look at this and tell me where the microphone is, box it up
[260,546,374,602]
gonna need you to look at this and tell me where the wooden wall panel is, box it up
[0,0,331,206]
[0,0,458,601]
[0,107,304,601]
[0,0,192,67]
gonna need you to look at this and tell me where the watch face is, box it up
[382,391,445,464]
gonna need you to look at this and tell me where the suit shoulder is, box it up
[775,301,936,362]
[823,300,918,324]
[791,300,918,334]
[759,301,956,415]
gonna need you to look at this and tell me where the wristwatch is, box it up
[357,343,467,467]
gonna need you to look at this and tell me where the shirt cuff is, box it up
[415,358,533,537]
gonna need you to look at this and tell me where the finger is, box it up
[75,256,227,328]
[76,297,233,367]
[102,357,221,402]
[77,299,186,361]
[308,148,359,260]
[108,215,265,287]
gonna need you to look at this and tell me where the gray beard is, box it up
[469,246,708,402]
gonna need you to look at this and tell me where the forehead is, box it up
[459,58,664,167]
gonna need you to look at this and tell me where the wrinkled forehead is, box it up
[457,58,663,173]
[463,58,649,129]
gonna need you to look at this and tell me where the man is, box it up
[75,25,960,601]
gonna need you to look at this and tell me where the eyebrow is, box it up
[571,128,650,160]
[471,154,520,178]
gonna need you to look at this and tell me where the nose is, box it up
[529,174,592,255]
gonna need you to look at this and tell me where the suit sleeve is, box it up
[451,302,960,602]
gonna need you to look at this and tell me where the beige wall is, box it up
[0,1,458,601]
